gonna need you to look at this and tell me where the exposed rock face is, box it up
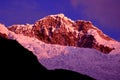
[8,14,114,53]
[0,33,8,39]
[8,24,34,37]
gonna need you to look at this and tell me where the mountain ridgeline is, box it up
[0,33,94,80]
[0,14,120,80]
[8,14,115,53]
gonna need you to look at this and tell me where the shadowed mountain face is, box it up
[8,14,114,53]
[0,35,94,80]
[0,34,47,79]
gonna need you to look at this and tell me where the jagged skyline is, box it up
[0,0,120,41]
[0,20,120,80]
[5,14,120,54]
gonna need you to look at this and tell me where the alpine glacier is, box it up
[0,14,120,80]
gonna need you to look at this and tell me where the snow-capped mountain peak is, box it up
[7,14,120,54]
[0,15,120,80]
[50,13,65,18]
[35,13,75,33]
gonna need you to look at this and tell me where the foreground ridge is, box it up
[0,34,95,80]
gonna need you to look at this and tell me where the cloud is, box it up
[70,0,120,29]
[70,0,80,8]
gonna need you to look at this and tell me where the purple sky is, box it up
[0,0,120,41]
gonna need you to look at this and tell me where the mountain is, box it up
[8,14,119,54]
[0,34,94,80]
[0,14,120,80]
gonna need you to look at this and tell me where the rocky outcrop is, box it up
[8,14,114,53]
[0,33,8,39]
[8,24,34,37]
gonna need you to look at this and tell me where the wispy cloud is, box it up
[70,0,120,29]
[70,0,80,8]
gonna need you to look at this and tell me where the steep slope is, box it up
[0,24,9,38]
[8,24,34,37]
[0,33,94,80]
[0,23,120,80]
[8,14,117,53]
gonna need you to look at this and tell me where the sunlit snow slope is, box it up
[9,30,120,80]
[0,24,120,80]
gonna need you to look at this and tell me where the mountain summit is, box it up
[8,13,118,53]
[0,14,120,80]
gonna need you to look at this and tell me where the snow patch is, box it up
[1,14,120,80]
[7,31,120,80]
[87,29,117,48]
[0,24,9,35]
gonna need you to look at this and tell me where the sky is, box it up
[0,0,120,41]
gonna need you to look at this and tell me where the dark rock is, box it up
[0,33,8,39]
[0,36,95,80]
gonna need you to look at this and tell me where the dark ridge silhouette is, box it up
[48,69,95,80]
[0,35,95,80]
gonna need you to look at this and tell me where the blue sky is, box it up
[0,0,120,41]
